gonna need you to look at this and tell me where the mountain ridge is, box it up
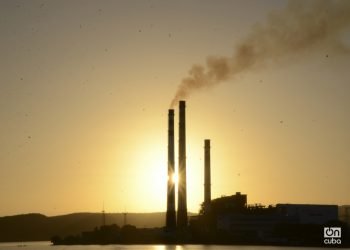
[0,212,195,242]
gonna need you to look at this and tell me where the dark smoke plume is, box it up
[170,0,350,107]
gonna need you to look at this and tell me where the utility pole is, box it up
[123,212,127,226]
[102,202,106,226]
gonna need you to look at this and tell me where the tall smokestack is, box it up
[166,109,176,229]
[204,139,211,212]
[177,100,188,227]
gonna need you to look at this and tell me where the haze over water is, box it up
[0,242,337,250]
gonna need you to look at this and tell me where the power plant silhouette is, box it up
[166,100,211,229]
[51,100,348,245]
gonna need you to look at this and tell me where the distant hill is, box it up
[0,212,195,242]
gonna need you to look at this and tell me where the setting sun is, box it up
[171,173,178,185]
[0,0,349,224]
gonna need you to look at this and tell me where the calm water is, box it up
[0,242,343,250]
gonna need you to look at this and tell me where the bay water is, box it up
[0,242,342,250]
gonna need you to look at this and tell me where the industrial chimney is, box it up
[204,139,211,212]
[177,100,188,227]
[166,109,176,229]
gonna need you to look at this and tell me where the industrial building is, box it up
[165,100,343,244]
[194,194,339,242]
[339,205,350,225]
[276,204,338,225]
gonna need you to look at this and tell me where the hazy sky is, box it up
[1,0,349,216]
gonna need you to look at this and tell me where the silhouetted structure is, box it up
[339,205,350,226]
[204,139,211,214]
[276,204,338,224]
[102,208,106,227]
[48,99,350,246]
[210,192,247,214]
[123,213,127,226]
[166,109,176,229]
[177,100,188,227]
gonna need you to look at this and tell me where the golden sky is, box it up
[0,0,349,216]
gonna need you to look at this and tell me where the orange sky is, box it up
[0,0,349,216]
